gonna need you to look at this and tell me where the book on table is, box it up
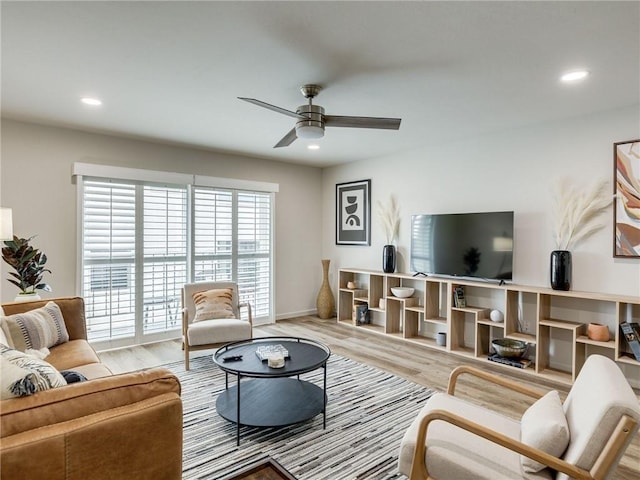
[255,344,290,361]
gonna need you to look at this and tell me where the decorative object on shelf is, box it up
[586,323,610,342]
[550,250,572,291]
[382,245,396,273]
[2,235,52,299]
[347,281,356,290]
[551,177,611,290]
[378,298,385,310]
[489,309,504,323]
[390,287,414,298]
[614,139,640,257]
[491,338,528,358]
[377,195,400,273]
[487,353,532,369]
[436,332,446,347]
[353,303,369,325]
[316,259,335,319]
[336,179,371,246]
[620,322,640,361]
[453,286,466,308]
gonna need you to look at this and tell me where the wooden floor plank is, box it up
[98,316,640,480]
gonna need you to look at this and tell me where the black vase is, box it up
[550,250,571,291]
[383,245,396,273]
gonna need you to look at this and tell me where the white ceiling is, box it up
[2,1,639,168]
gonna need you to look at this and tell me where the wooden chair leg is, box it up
[185,345,190,371]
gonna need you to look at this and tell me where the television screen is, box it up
[410,211,514,281]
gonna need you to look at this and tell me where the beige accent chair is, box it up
[182,281,252,370]
[399,355,640,480]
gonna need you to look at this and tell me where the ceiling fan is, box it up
[238,84,402,148]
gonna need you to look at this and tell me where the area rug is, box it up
[168,354,434,480]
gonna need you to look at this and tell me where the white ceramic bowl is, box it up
[390,287,415,298]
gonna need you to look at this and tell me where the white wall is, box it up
[322,105,640,297]
[0,120,323,319]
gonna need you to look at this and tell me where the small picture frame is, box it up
[453,286,467,308]
[336,179,371,246]
[614,139,640,257]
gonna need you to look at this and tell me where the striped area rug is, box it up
[168,354,434,480]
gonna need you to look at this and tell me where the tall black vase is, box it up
[550,250,571,291]
[383,245,396,273]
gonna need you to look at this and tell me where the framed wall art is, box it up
[614,139,640,257]
[336,179,371,246]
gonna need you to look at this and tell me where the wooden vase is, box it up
[316,259,335,319]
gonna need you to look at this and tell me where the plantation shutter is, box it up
[82,180,136,340]
[142,185,188,331]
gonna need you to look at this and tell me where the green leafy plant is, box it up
[1,236,52,294]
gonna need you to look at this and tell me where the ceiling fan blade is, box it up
[238,97,308,120]
[274,128,298,148]
[325,115,401,130]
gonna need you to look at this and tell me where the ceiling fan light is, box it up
[296,124,324,139]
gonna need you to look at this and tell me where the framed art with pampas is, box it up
[614,139,640,257]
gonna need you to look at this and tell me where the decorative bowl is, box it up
[390,287,415,298]
[492,338,528,358]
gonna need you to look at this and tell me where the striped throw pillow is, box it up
[192,288,236,322]
[0,344,66,399]
[1,302,70,351]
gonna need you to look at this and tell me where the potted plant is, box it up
[2,235,52,301]
[377,196,400,273]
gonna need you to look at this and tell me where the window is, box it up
[77,167,275,346]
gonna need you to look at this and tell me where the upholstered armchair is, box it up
[182,281,252,370]
[399,355,640,480]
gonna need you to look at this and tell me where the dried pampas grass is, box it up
[553,178,611,250]
[377,196,400,245]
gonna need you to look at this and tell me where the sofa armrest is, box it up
[1,392,182,480]
[1,296,88,340]
[0,367,180,437]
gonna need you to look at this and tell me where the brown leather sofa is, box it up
[0,297,183,480]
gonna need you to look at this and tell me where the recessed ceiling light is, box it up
[560,70,590,83]
[307,144,320,150]
[81,97,102,106]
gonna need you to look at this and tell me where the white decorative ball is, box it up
[490,309,504,323]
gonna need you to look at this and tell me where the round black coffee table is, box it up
[213,337,331,445]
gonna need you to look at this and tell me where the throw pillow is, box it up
[520,390,570,472]
[0,354,38,399]
[60,370,88,384]
[0,344,67,396]
[192,288,236,322]
[1,301,70,351]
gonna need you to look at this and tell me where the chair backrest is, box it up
[182,281,240,325]
[558,354,640,480]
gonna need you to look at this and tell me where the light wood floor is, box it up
[99,316,640,480]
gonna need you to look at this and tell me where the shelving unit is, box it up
[337,268,640,386]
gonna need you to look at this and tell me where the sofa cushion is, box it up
[1,302,69,351]
[45,339,101,372]
[520,390,569,472]
[192,288,235,322]
[0,345,66,399]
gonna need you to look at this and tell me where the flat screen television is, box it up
[410,211,514,281]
